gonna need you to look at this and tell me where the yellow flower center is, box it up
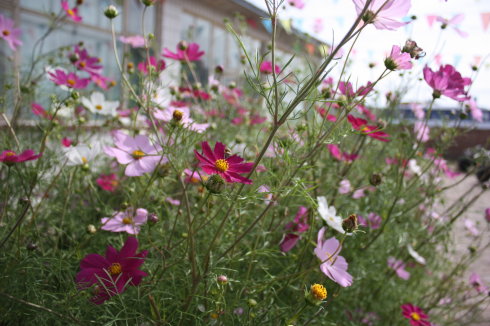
[310,284,327,300]
[67,9,75,16]
[81,156,88,164]
[108,263,122,275]
[132,150,145,159]
[95,104,103,111]
[410,312,421,321]
[5,151,16,157]
[172,110,184,121]
[122,217,132,225]
[2,29,10,36]
[67,79,76,87]
[214,159,229,172]
[361,126,370,133]
[79,61,86,68]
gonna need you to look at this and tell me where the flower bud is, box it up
[141,0,155,6]
[432,90,441,99]
[369,173,383,186]
[76,0,84,5]
[402,39,425,60]
[247,299,257,307]
[306,283,327,305]
[384,57,398,71]
[228,81,236,89]
[178,40,188,51]
[104,5,119,19]
[342,214,358,233]
[69,53,80,63]
[148,213,159,224]
[86,224,97,234]
[214,65,224,74]
[206,174,225,194]
[26,242,38,251]
[71,91,80,100]
[172,109,184,122]
[217,275,228,284]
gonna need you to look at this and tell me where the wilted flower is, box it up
[75,237,147,304]
[314,227,353,287]
[101,208,148,235]
[402,39,425,59]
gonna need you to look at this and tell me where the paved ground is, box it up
[443,174,489,325]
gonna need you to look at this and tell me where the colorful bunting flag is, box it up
[262,19,272,33]
[481,12,490,31]
[280,18,292,34]
[427,15,437,27]
[305,43,315,55]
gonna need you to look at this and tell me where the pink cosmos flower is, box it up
[314,227,353,287]
[280,206,309,252]
[387,257,410,280]
[104,130,165,177]
[385,45,413,70]
[0,149,41,165]
[75,237,147,304]
[96,174,119,192]
[339,81,373,99]
[61,1,82,22]
[48,69,90,89]
[465,99,483,122]
[162,42,204,62]
[194,141,254,184]
[469,272,488,294]
[366,212,382,229]
[0,14,22,51]
[436,14,468,37]
[101,208,148,234]
[464,219,479,236]
[154,106,208,133]
[356,104,377,121]
[401,304,430,326]
[411,103,425,120]
[258,185,274,205]
[184,168,202,184]
[119,35,146,48]
[288,0,305,9]
[61,137,72,147]
[327,144,359,162]
[339,179,352,194]
[352,0,411,31]
[414,121,430,142]
[166,197,181,206]
[347,114,390,142]
[31,102,50,119]
[91,74,114,90]
[423,65,471,102]
[137,56,166,74]
[71,46,102,76]
[259,61,281,74]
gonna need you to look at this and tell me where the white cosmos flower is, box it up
[64,144,100,166]
[407,244,426,265]
[317,196,346,234]
[408,159,422,176]
[81,92,119,116]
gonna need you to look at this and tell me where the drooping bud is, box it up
[206,174,225,194]
[342,214,358,233]
[369,173,383,186]
[306,283,327,305]
[104,5,119,19]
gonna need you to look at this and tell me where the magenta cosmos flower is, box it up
[75,237,148,304]
[0,14,22,51]
[194,141,254,184]
[104,130,165,177]
[48,69,90,89]
[162,42,204,62]
[347,114,390,142]
[339,81,373,99]
[385,45,413,71]
[280,206,309,252]
[61,1,82,22]
[0,149,41,165]
[71,45,102,76]
[101,208,148,234]
[353,0,411,30]
[387,257,410,280]
[423,65,471,102]
[154,106,208,133]
[96,173,119,192]
[137,56,166,74]
[469,272,488,294]
[314,227,353,287]
[260,61,281,74]
[401,304,430,326]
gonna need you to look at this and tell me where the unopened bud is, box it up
[247,299,257,307]
[217,275,228,284]
[228,81,236,89]
[178,40,188,51]
[206,174,225,194]
[172,109,184,122]
[104,5,119,19]
[141,0,155,6]
[342,214,358,233]
[214,65,224,74]
[148,213,159,224]
[69,53,79,63]
[86,224,97,234]
[402,39,425,60]
[369,173,383,186]
[71,91,80,100]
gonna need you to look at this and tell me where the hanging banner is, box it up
[305,43,315,55]
[262,19,272,33]
[280,18,293,34]
[426,15,437,27]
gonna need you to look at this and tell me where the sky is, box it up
[245,0,490,110]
